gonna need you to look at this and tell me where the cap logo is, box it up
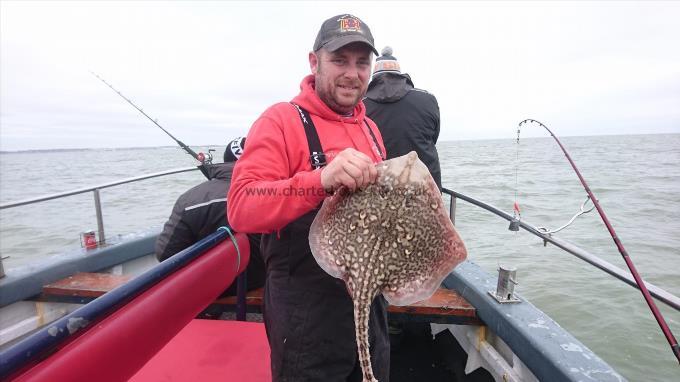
[339,16,361,33]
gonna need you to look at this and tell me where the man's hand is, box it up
[320,148,378,192]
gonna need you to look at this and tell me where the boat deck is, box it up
[127,319,492,382]
[129,319,271,381]
[1,230,626,382]
[40,272,487,381]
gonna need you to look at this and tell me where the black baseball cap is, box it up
[313,14,378,55]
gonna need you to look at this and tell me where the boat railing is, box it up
[0,168,677,312]
[442,188,680,312]
[0,166,200,248]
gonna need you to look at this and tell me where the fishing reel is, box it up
[196,149,216,180]
[197,149,215,165]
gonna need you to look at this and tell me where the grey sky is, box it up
[1,1,679,151]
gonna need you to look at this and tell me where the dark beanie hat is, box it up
[224,137,245,163]
[373,46,401,75]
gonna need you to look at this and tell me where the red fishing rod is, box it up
[517,119,680,364]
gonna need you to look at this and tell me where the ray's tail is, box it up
[353,297,378,382]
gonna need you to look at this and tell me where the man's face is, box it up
[309,42,373,115]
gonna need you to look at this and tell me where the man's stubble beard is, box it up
[315,61,364,115]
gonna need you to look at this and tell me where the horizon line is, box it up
[1,131,677,154]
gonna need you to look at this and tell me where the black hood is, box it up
[365,73,415,103]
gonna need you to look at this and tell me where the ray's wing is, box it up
[309,188,348,279]
[381,166,468,306]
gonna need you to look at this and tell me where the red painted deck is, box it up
[129,319,271,382]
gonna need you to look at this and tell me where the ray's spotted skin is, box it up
[309,151,468,382]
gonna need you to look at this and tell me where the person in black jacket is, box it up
[364,46,442,190]
[155,137,265,296]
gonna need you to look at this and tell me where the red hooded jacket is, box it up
[228,75,386,233]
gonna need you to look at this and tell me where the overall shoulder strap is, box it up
[291,103,326,169]
[364,119,385,160]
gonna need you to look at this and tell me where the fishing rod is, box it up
[516,118,680,364]
[90,72,213,177]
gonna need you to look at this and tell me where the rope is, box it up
[218,226,241,272]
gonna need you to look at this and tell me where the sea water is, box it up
[1,134,678,381]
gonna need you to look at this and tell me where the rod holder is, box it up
[489,265,521,303]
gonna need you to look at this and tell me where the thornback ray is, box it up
[309,151,468,382]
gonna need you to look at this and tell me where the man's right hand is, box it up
[320,148,378,192]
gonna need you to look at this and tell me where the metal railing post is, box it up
[93,189,106,245]
[449,194,457,226]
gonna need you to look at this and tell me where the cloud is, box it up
[2,1,679,150]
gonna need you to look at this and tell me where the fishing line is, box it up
[508,126,522,232]
[516,118,679,364]
[513,124,593,236]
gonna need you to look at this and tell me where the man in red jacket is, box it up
[228,14,389,382]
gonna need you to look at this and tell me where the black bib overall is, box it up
[261,105,389,382]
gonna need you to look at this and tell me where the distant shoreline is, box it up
[1,132,678,153]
